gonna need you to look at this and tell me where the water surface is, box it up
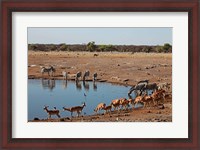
[28,79,133,120]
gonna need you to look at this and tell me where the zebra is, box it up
[62,71,67,80]
[128,80,150,95]
[143,83,158,91]
[83,80,89,91]
[83,70,90,81]
[93,72,97,81]
[137,80,149,85]
[41,66,55,77]
[76,80,82,90]
[128,83,146,96]
[75,71,82,81]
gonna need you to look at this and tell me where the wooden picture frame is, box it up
[1,0,199,149]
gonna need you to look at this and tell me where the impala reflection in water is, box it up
[28,79,132,120]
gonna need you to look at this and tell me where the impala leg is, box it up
[163,95,165,104]
[77,111,80,117]
[153,100,156,106]
[57,114,60,118]
[143,102,146,108]
[148,102,150,108]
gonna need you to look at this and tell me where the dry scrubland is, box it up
[28,51,172,87]
[28,51,172,122]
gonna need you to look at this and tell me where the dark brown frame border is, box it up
[1,0,199,149]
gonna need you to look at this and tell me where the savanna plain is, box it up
[28,51,172,122]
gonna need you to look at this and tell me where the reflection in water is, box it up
[29,79,132,120]
[83,81,89,91]
[76,80,82,91]
[41,79,55,91]
[93,81,97,91]
[62,80,67,89]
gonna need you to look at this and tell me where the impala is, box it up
[94,103,106,114]
[43,106,60,119]
[110,99,121,111]
[102,105,112,114]
[151,89,166,106]
[63,102,86,117]
[119,98,129,110]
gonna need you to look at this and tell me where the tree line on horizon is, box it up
[28,42,172,53]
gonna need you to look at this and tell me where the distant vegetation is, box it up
[28,42,172,53]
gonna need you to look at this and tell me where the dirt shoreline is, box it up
[28,51,172,122]
[29,98,172,122]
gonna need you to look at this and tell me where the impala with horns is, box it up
[63,102,86,117]
[43,106,61,119]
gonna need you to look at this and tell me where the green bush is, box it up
[155,46,163,53]
[49,44,57,51]
[86,41,96,52]
[163,43,172,53]
[59,44,68,51]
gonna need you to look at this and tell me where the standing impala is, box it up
[102,105,112,114]
[63,102,86,117]
[43,106,61,119]
[94,103,106,114]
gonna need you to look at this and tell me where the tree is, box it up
[107,44,115,52]
[163,43,172,53]
[98,45,106,52]
[28,44,37,50]
[49,44,57,51]
[98,44,116,52]
[142,46,152,53]
[155,46,163,53]
[59,43,68,51]
[86,41,96,52]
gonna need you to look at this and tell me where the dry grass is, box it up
[28,51,172,58]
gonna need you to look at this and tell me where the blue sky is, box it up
[28,27,172,45]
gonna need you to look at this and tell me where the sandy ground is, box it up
[30,98,172,122]
[28,51,172,122]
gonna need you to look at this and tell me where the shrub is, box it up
[155,46,163,53]
[59,44,68,51]
[163,43,172,53]
[86,41,96,52]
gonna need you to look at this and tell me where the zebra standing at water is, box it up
[137,80,149,85]
[83,70,90,81]
[128,80,149,96]
[143,83,158,91]
[75,71,82,81]
[41,66,56,77]
[128,84,146,96]
[93,72,97,81]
